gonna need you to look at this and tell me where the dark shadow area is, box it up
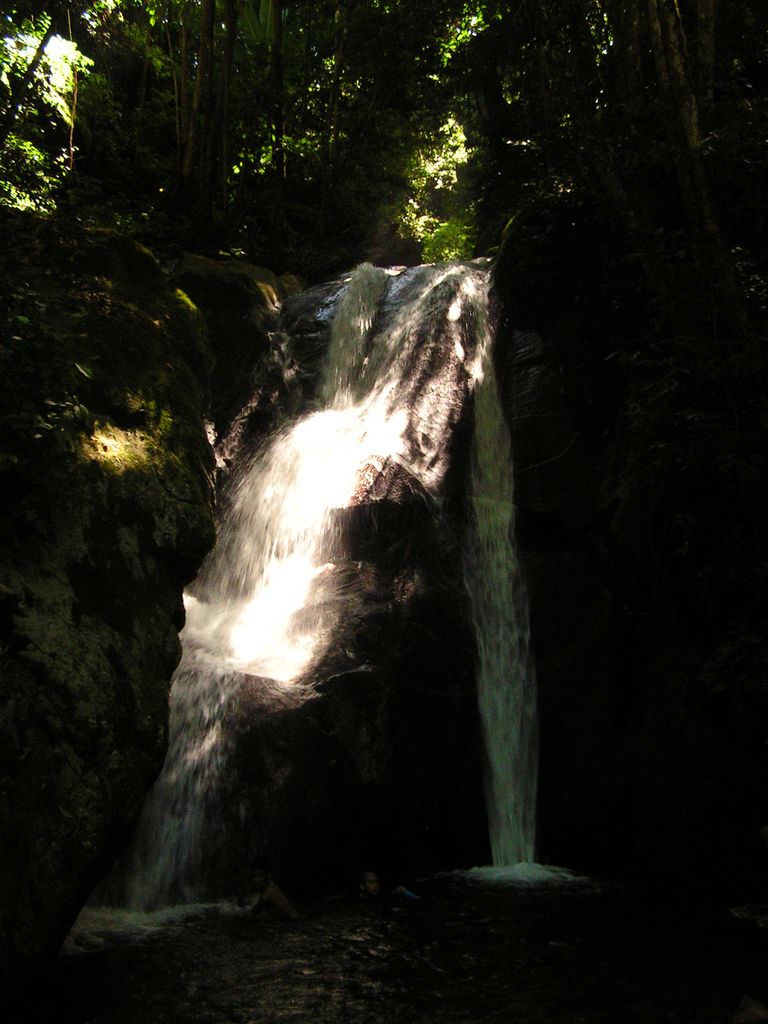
[15,875,768,1024]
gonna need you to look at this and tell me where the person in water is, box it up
[359,869,381,898]
[358,869,421,903]
[245,857,299,919]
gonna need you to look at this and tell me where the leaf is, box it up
[73,362,94,378]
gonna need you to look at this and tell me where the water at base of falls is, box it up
[115,259,537,909]
[55,874,745,1024]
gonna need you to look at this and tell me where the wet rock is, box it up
[192,484,486,900]
[173,254,286,446]
[491,248,768,893]
[491,272,620,875]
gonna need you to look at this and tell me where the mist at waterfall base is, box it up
[101,260,539,913]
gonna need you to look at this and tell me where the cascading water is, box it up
[116,260,537,909]
[463,314,538,866]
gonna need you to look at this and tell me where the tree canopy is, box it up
[1,0,487,272]
[1,1,766,291]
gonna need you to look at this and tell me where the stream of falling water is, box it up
[116,260,537,909]
[463,309,538,866]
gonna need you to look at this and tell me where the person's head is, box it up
[359,869,380,897]
[252,856,272,893]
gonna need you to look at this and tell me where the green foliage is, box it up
[0,133,65,211]
[0,280,90,472]
[0,11,94,211]
[398,115,477,260]
[422,214,473,262]
[34,34,93,121]
[0,1,483,271]
[1,5,479,269]
[438,1,499,67]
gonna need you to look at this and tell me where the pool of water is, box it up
[20,872,768,1023]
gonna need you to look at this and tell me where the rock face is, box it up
[491,246,768,895]
[490,318,621,873]
[200,494,487,899]
[172,255,303,450]
[0,213,216,980]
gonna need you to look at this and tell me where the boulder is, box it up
[0,213,215,981]
[199,490,487,899]
[173,254,285,447]
[491,241,768,894]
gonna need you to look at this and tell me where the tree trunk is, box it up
[166,22,181,164]
[322,0,349,185]
[646,0,671,91]
[182,0,216,188]
[221,0,239,204]
[209,0,238,208]
[134,21,152,168]
[657,0,740,323]
[609,0,644,117]
[179,13,190,171]
[268,0,285,180]
[68,68,78,170]
[656,0,723,243]
[696,0,716,110]
[198,0,217,196]
[561,1,640,230]
[659,0,701,149]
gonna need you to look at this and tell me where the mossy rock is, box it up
[172,254,286,437]
[0,210,216,983]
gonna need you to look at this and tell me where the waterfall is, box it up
[115,260,537,909]
[463,302,538,866]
